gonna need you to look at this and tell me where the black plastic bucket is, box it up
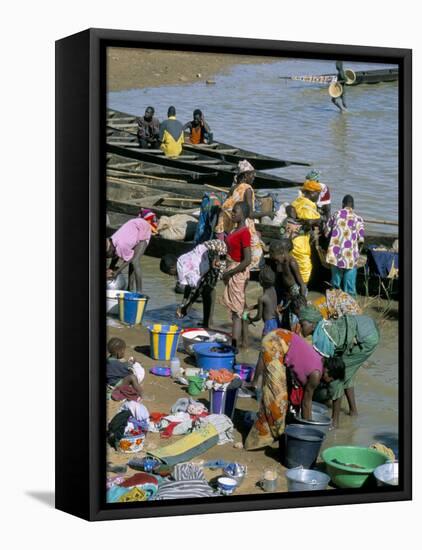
[282,424,326,469]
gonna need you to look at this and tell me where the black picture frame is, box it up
[55,28,412,521]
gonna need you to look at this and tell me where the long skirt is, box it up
[245,329,291,450]
[222,260,250,317]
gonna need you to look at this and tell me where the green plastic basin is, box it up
[322,446,388,489]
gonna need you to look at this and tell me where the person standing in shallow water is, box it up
[332,60,348,112]
[298,305,380,428]
[325,194,365,297]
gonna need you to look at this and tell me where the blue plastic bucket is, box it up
[118,292,149,325]
[148,324,181,361]
[192,342,235,371]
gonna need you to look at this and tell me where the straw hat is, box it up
[328,81,343,98]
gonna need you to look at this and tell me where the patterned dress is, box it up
[325,207,365,269]
[215,182,263,269]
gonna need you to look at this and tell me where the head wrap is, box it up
[305,169,321,182]
[138,208,158,233]
[298,305,323,325]
[302,180,323,193]
[237,159,255,175]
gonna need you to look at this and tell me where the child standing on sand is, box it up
[269,239,307,329]
[242,266,280,398]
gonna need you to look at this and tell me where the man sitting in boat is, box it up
[137,106,160,149]
[183,109,213,144]
[159,106,184,157]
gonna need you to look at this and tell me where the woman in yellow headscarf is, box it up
[289,178,322,285]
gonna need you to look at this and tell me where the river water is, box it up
[107,58,399,455]
[108,57,399,233]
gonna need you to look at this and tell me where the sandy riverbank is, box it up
[106,256,398,498]
[107,47,280,91]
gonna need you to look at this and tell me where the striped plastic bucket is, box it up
[118,292,149,325]
[148,324,181,361]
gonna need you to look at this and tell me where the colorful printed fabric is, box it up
[214,182,262,269]
[147,423,219,466]
[314,289,362,319]
[193,192,226,244]
[138,208,158,234]
[237,159,255,175]
[177,240,227,289]
[222,259,250,317]
[245,329,291,450]
[317,183,331,208]
[325,207,365,269]
[118,487,148,502]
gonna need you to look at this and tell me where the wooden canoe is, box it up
[107,142,304,190]
[182,141,311,170]
[107,207,398,296]
[106,194,398,249]
[280,68,399,87]
[107,108,311,172]
[107,152,220,183]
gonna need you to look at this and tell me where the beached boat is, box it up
[182,142,310,170]
[107,108,311,171]
[107,205,398,296]
[107,152,221,183]
[107,195,397,248]
[107,142,304,189]
[344,68,399,86]
[280,68,399,87]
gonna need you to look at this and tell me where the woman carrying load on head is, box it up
[215,159,269,269]
[298,305,380,428]
[244,328,345,450]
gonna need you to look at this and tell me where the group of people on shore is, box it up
[137,105,212,156]
[106,154,379,445]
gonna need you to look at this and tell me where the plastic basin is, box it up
[322,446,389,488]
[181,328,230,356]
[373,462,399,487]
[285,467,331,492]
[192,342,235,371]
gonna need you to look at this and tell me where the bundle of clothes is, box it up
[107,397,235,452]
